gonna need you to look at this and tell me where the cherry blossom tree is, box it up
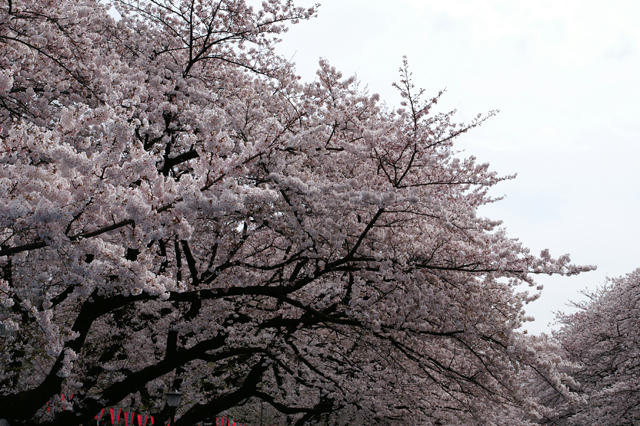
[0,0,593,424]
[548,269,640,425]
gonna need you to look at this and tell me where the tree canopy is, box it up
[0,1,593,424]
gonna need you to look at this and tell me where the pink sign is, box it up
[46,393,242,425]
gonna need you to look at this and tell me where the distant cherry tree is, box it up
[549,269,640,424]
[0,0,592,424]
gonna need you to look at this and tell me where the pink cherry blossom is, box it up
[0,1,594,424]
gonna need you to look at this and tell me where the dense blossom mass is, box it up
[0,0,596,424]
[544,270,640,424]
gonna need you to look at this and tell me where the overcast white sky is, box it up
[276,0,640,334]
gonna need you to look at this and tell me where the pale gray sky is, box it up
[276,0,640,334]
